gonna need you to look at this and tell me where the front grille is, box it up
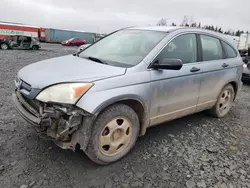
[15,76,32,92]
[21,81,31,91]
[16,91,40,117]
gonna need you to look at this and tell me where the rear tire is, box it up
[209,84,235,118]
[0,43,8,50]
[85,104,140,165]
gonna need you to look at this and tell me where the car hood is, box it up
[18,55,126,89]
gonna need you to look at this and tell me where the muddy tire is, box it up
[209,84,235,118]
[85,104,140,165]
[0,43,8,50]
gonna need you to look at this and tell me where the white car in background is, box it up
[242,58,250,82]
[77,43,91,53]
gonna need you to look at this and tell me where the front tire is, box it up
[85,104,140,165]
[209,84,235,118]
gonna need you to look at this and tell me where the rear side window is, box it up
[221,41,237,58]
[200,35,223,61]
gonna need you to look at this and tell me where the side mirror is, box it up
[151,58,183,70]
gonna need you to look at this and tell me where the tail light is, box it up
[243,63,247,71]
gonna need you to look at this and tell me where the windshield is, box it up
[79,29,167,67]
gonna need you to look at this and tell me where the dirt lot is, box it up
[0,43,250,188]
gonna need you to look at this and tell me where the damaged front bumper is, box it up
[12,91,94,151]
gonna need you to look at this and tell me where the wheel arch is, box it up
[93,95,150,136]
[228,80,238,100]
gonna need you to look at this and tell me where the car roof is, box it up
[129,26,184,32]
[128,26,236,46]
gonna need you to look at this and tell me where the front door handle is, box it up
[222,63,229,68]
[190,67,200,72]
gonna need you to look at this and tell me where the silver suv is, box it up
[13,26,243,165]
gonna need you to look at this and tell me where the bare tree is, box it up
[157,18,168,26]
[228,28,234,35]
[180,16,189,26]
[189,16,197,27]
[189,16,194,27]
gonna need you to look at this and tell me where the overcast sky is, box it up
[0,0,249,33]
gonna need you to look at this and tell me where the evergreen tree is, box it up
[191,22,197,27]
[175,15,246,35]
[235,30,241,36]
[171,22,176,26]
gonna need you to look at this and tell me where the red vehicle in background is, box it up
[61,38,86,46]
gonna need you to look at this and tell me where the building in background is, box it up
[44,28,95,44]
[0,21,45,41]
[0,21,102,43]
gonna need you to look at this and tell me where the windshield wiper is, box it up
[87,56,108,64]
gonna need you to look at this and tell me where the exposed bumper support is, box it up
[12,93,41,125]
[12,91,95,151]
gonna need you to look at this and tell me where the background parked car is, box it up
[242,57,250,82]
[0,35,41,50]
[61,38,86,46]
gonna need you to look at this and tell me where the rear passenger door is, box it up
[196,34,238,111]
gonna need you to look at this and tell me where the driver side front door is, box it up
[149,33,202,126]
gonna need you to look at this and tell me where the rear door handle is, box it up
[222,63,229,68]
[190,67,200,72]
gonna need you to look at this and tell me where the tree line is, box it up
[157,16,247,37]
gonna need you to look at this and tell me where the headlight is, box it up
[36,83,93,104]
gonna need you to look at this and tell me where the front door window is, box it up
[156,34,197,64]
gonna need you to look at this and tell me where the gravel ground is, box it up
[0,44,250,188]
